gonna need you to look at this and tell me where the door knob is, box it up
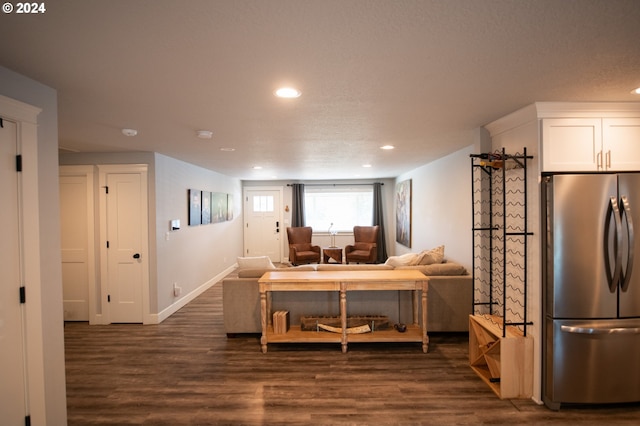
[133,253,141,259]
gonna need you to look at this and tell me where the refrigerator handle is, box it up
[561,324,640,335]
[604,196,622,292]
[620,195,634,292]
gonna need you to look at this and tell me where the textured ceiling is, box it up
[1,0,639,180]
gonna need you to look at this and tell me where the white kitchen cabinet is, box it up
[602,118,640,171]
[542,118,601,172]
[542,117,640,172]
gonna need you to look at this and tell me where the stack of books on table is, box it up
[272,311,290,334]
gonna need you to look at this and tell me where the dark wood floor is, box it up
[65,282,640,425]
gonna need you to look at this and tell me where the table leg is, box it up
[260,288,268,353]
[267,292,272,327]
[412,290,419,326]
[340,284,347,353]
[421,281,429,353]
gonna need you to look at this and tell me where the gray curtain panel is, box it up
[290,183,305,227]
[373,182,388,262]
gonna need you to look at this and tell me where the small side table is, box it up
[323,247,343,264]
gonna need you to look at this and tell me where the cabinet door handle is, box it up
[606,150,611,169]
[597,151,603,169]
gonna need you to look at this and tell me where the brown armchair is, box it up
[286,226,321,265]
[345,225,379,264]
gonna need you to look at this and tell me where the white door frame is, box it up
[0,94,48,423]
[98,164,151,324]
[243,186,283,262]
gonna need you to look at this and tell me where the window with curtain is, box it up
[304,185,373,232]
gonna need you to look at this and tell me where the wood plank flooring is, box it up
[65,281,640,425]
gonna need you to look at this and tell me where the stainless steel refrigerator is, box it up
[542,173,640,410]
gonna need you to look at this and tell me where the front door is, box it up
[243,187,282,262]
[100,165,149,323]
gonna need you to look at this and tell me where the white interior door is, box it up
[0,119,28,425]
[100,166,149,323]
[243,187,282,262]
[59,168,95,322]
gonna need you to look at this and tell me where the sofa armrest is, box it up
[397,274,473,332]
[395,262,467,276]
[222,278,261,334]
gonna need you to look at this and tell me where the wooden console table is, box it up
[258,270,429,353]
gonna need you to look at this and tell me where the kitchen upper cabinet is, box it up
[602,118,640,171]
[542,118,601,172]
[542,117,640,172]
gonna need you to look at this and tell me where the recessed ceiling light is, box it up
[197,130,213,139]
[121,128,137,137]
[380,145,395,150]
[631,87,640,95]
[252,166,263,170]
[362,164,372,168]
[274,87,301,98]
[220,147,235,152]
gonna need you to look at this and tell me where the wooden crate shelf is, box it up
[469,315,533,399]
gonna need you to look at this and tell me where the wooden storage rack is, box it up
[469,148,533,399]
[469,315,533,399]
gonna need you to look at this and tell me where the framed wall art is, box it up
[395,179,411,247]
[189,189,201,226]
[201,191,212,225]
[226,194,234,220]
[211,192,228,223]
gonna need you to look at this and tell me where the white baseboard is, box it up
[152,264,237,324]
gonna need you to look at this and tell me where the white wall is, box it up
[154,153,243,317]
[394,138,487,270]
[0,66,67,424]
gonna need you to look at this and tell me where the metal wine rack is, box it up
[470,148,533,337]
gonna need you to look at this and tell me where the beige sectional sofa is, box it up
[222,262,472,336]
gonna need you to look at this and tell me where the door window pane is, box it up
[253,195,274,212]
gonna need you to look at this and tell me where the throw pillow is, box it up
[384,252,420,267]
[237,256,276,270]
[419,245,445,265]
[408,252,426,266]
